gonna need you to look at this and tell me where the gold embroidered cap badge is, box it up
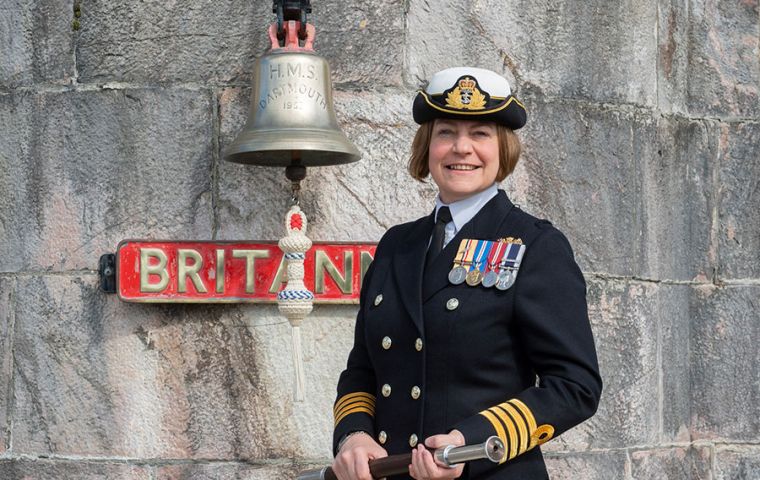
[445,76,487,110]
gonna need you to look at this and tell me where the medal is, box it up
[465,240,489,286]
[482,270,498,287]
[448,239,475,285]
[495,270,514,290]
[466,269,483,286]
[482,239,508,289]
[448,265,468,285]
[494,242,526,291]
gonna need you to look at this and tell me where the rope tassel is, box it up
[277,205,314,401]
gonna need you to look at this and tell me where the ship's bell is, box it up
[224,23,360,168]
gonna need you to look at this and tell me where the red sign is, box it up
[117,241,376,304]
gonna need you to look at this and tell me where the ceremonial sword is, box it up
[297,436,505,480]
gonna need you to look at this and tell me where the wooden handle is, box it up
[368,452,415,478]
[314,450,424,480]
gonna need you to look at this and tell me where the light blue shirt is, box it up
[434,184,499,249]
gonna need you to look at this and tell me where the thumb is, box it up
[370,445,388,459]
[424,434,454,449]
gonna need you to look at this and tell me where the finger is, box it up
[370,445,389,460]
[420,446,443,478]
[353,450,372,480]
[335,460,350,480]
[333,452,350,480]
[416,445,430,480]
[426,446,460,479]
[330,461,341,480]
[409,448,420,480]
[415,444,433,479]
[425,443,451,470]
[424,434,448,449]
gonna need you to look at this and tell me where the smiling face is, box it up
[428,119,501,204]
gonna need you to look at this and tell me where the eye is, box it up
[473,130,492,138]
[435,128,454,136]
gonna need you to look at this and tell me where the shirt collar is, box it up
[434,184,499,231]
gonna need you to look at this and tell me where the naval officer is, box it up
[331,67,602,480]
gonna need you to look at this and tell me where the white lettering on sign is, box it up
[178,249,207,293]
[232,249,271,293]
[140,248,169,293]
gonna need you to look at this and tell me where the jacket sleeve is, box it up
[453,226,602,466]
[331,241,386,455]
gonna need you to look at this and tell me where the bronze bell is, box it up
[224,20,360,172]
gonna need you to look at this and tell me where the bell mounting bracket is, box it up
[268,21,315,51]
[273,0,312,39]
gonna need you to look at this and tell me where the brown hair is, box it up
[407,121,522,182]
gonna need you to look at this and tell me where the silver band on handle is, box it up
[296,466,327,480]
[434,436,505,467]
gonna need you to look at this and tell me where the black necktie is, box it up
[425,206,452,272]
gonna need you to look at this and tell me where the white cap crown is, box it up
[425,67,512,98]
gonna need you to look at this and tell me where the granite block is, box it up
[0,89,213,272]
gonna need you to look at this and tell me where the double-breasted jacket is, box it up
[333,191,602,479]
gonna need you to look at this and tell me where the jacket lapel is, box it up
[392,213,434,334]
[422,191,515,302]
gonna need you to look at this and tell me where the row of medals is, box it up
[448,238,523,291]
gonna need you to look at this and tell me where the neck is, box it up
[438,185,496,205]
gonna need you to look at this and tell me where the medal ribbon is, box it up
[512,244,526,267]
[460,239,477,268]
[454,239,470,267]
[499,242,518,269]
[469,240,489,272]
[486,240,506,273]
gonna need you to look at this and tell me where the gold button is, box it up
[382,336,392,350]
[409,434,418,447]
[415,338,423,351]
[446,298,459,310]
[411,386,421,399]
[378,431,387,445]
[374,294,383,306]
[382,384,392,397]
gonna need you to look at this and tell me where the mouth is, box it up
[445,164,480,171]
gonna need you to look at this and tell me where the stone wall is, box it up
[1,0,758,478]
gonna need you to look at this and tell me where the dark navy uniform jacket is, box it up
[333,190,602,479]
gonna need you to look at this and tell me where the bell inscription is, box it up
[268,62,317,80]
[258,61,328,112]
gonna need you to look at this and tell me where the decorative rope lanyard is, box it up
[277,205,314,401]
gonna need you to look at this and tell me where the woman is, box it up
[331,67,602,480]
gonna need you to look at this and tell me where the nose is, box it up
[452,133,473,155]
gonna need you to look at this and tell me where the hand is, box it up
[332,432,388,480]
[409,430,466,480]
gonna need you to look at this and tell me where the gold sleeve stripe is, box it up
[334,405,375,426]
[479,410,509,464]
[531,424,555,447]
[508,399,538,447]
[484,398,555,460]
[491,405,520,460]
[500,402,529,456]
[334,399,375,421]
[333,392,376,415]
[334,392,376,413]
